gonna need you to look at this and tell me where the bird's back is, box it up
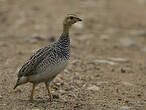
[18,34,70,81]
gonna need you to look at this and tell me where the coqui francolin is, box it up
[14,14,82,101]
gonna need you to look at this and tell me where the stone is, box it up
[89,59,116,65]
[31,109,40,110]
[108,57,129,63]
[87,85,100,91]
[120,67,133,73]
[120,106,131,110]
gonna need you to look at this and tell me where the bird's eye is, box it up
[70,16,74,19]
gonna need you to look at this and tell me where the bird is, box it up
[14,14,82,101]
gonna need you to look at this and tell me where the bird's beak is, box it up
[13,84,18,89]
[77,17,82,21]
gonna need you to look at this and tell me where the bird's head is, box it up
[63,14,82,27]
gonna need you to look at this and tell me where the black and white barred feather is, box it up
[18,33,70,78]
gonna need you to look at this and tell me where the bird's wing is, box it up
[18,45,52,77]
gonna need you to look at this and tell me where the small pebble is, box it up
[121,68,126,73]
[0,103,6,106]
[55,82,62,86]
[71,59,80,65]
[120,67,133,73]
[53,94,59,99]
[59,90,66,95]
[118,98,122,101]
[31,109,40,110]
[64,69,69,73]
[120,106,131,110]
[87,85,100,91]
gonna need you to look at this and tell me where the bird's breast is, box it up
[28,60,68,83]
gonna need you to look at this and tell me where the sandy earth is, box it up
[0,0,146,110]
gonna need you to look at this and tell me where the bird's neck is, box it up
[63,24,71,36]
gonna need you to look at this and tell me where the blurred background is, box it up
[0,0,146,110]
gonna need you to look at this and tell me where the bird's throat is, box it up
[63,24,70,36]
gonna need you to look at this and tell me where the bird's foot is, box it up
[29,96,34,102]
[49,94,53,102]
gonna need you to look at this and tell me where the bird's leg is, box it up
[30,83,36,100]
[45,83,53,101]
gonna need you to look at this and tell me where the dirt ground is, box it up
[0,0,146,110]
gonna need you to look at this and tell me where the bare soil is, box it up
[0,0,146,110]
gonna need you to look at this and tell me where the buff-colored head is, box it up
[63,14,82,26]
[63,14,82,35]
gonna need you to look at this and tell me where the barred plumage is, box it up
[14,14,82,101]
[18,34,70,78]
